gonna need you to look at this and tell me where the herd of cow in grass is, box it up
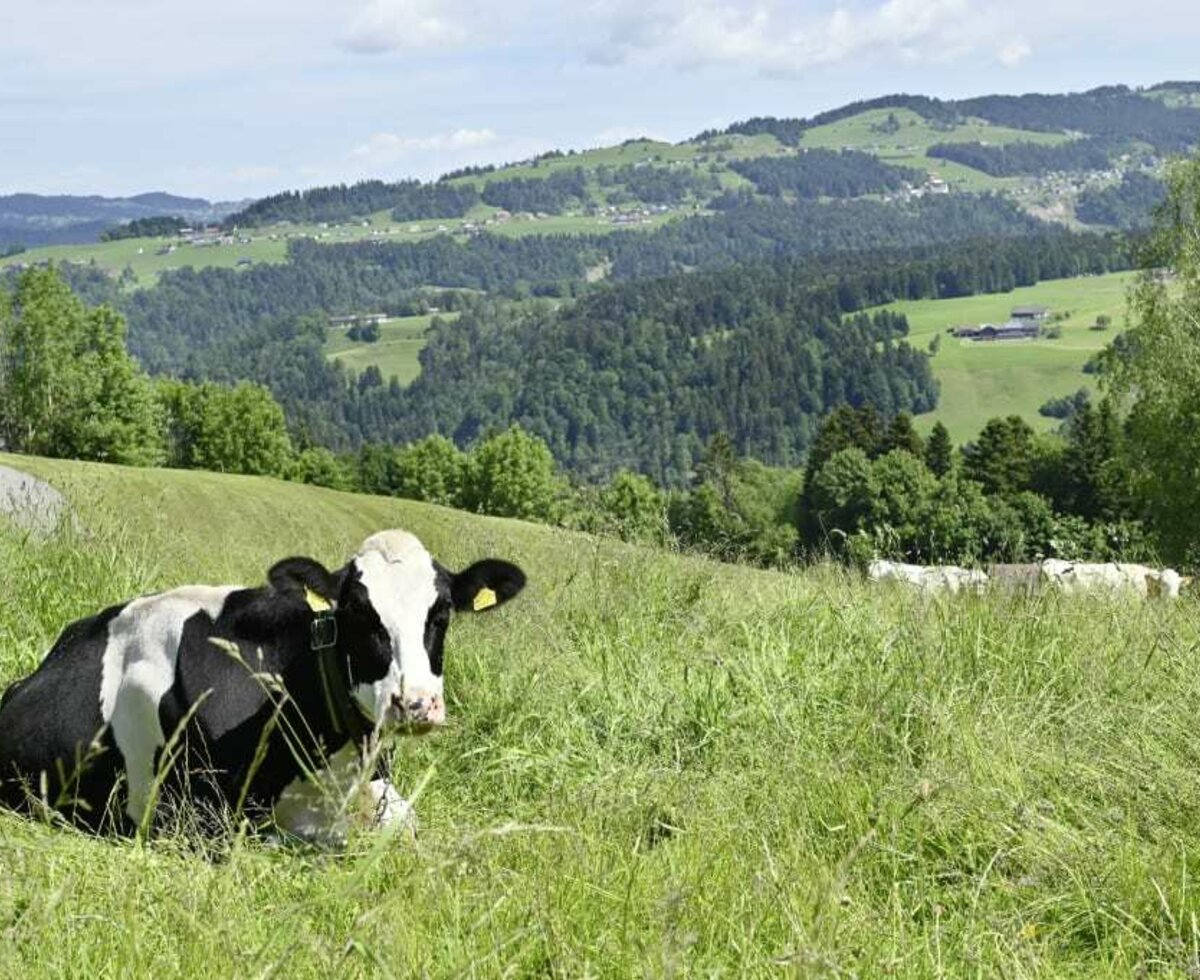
[868,558,1191,598]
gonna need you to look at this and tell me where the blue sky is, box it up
[2,0,1197,201]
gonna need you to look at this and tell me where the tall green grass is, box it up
[1,456,1199,976]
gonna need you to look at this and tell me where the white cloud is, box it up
[997,36,1033,67]
[351,127,498,162]
[333,0,1200,75]
[341,0,469,53]
[582,0,1038,74]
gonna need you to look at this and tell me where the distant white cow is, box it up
[1040,559,1190,599]
[1119,564,1190,599]
[868,560,987,595]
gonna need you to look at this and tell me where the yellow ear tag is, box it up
[304,587,332,613]
[473,587,498,611]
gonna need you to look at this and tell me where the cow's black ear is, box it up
[450,559,526,613]
[268,556,338,602]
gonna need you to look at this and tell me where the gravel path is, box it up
[0,464,67,534]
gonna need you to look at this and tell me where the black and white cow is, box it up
[0,530,525,841]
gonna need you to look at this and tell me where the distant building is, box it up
[1011,305,1050,321]
[329,313,388,328]
[954,320,1041,341]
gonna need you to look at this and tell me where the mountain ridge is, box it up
[0,192,247,248]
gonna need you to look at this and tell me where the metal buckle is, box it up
[310,612,338,651]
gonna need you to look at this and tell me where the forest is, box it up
[594,164,720,205]
[222,179,482,228]
[100,216,189,241]
[479,168,590,213]
[727,149,923,198]
[1076,172,1167,228]
[955,86,1200,150]
[926,137,1117,176]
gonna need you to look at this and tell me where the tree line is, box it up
[727,149,924,199]
[222,180,481,229]
[927,137,1118,177]
[954,87,1200,152]
[100,216,189,241]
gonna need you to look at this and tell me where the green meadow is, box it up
[1,453,1199,977]
[444,134,787,187]
[800,107,1069,192]
[873,271,1137,442]
[0,208,681,289]
[324,314,458,386]
[0,235,291,288]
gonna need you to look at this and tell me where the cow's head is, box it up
[1151,568,1187,599]
[337,530,525,730]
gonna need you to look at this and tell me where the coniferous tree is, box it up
[962,416,1035,497]
[883,412,924,457]
[924,421,954,477]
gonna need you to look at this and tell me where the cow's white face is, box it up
[336,529,527,733]
[346,531,448,730]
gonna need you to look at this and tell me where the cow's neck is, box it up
[301,586,373,747]
[315,638,372,744]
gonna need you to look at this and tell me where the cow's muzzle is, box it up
[390,690,445,730]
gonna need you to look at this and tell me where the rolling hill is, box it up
[4,81,1193,287]
[1,453,1198,976]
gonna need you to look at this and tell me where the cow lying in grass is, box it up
[867,559,988,595]
[0,530,525,842]
[1040,559,1190,598]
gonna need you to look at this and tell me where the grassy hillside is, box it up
[2,454,1200,976]
[798,107,1069,192]
[871,270,1136,441]
[0,206,679,288]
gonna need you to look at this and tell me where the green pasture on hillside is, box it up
[872,270,1137,441]
[0,235,290,287]
[324,313,458,385]
[800,107,1069,191]
[0,205,681,288]
[1,454,1200,976]
[444,133,787,187]
[1142,88,1200,109]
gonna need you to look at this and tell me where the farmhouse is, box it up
[1011,305,1051,321]
[329,312,388,329]
[953,320,1041,341]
